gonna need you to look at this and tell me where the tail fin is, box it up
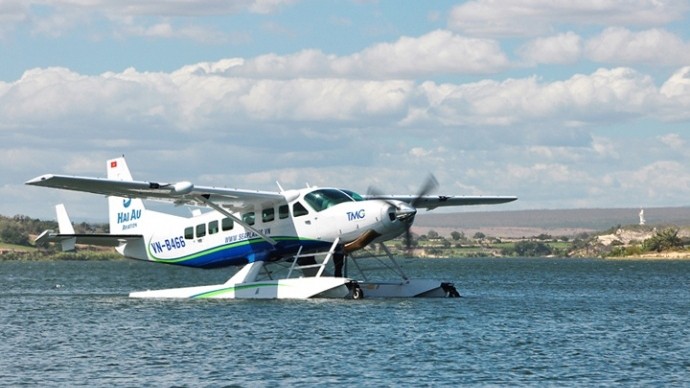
[55,204,76,251]
[56,203,76,235]
[107,157,146,234]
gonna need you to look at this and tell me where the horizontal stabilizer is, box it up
[35,231,143,251]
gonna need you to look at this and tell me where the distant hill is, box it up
[414,207,690,238]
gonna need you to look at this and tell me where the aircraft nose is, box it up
[394,203,417,222]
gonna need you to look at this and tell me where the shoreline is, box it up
[605,251,690,260]
[6,253,690,262]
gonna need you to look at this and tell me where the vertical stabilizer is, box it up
[55,204,76,251]
[107,156,134,181]
[107,157,146,234]
[56,204,75,234]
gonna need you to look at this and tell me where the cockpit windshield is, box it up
[340,189,364,202]
[304,189,356,212]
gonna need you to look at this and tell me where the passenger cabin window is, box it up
[292,202,309,217]
[304,189,354,212]
[262,207,275,222]
[196,223,206,238]
[242,212,255,226]
[279,204,289,219]
[184,227,194,240]
[209,220,219,235]
[222,217,234,231]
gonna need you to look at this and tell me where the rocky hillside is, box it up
[414,206,690,238]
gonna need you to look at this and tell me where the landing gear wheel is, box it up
[441,282,461,298]
[349,282,364,300]
[352,285,364,300]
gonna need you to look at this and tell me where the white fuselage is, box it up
[119,187,413,268]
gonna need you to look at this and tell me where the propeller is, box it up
[404,174,439,251]
[367,174,439,253]
[411,174,439,208]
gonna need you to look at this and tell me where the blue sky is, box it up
[2,0,690,220]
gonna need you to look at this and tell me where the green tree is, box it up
[503,240,553,257]
[643,228,683,252]
[451,231,464,241]
[0,221,30,246]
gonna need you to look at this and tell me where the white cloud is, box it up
[227,50,336,78]
[0,67,175,131]
[248,0,299,14]
[448,0,689,37]
[507,162,591,184]
[517,28,690,67]
[408,67,668,129]
[0,1,28,38]
[0,0,294,41]
[659,66,690,120]
[4,0,690,222]
[586,27,690,66]
[237,78,414,121]
[56,0,290,17]
[3,64,689,141]
[409,147,432,158]
[118,20,235,43]
[614,160,690,201]
[591,136,620,160]
[4,35,690,217]
[660,66,690,99]
[29,6,94,39]
[658,133,686,150]
[518,32,582,65]
[334,30,510,77]
[222,30,510,78]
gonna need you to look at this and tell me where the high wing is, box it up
[363,195,517,210]
[26,174,286,212]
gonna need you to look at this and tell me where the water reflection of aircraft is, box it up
[26,157,516,299]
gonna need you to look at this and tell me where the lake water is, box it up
[1,258,689,386]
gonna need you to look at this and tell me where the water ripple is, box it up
[1,258,689,386]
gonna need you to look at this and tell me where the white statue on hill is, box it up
[639,209,646,226]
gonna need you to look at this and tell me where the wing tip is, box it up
[25,174,54,186]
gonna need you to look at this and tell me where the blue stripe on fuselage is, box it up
[149,237,333,269]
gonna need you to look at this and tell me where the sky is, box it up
[2,0,690,221]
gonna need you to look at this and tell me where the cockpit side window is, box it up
[292,202,309,217]
[303,189,354,212]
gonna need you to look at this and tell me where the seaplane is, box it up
[26,157,516,300]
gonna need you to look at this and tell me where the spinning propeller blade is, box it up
[368,174,440,253]
[411,174,439,207]
[405,174,439,252]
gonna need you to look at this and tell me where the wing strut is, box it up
[194,195,277,246]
